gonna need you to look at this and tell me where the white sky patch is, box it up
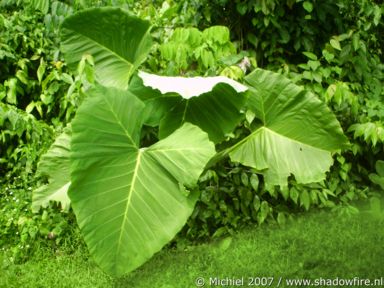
[138,71,248,99]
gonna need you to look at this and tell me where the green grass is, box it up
[1,207,383,288]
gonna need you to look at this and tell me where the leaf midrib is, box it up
[117,149,142,254]
[102,93,138,148]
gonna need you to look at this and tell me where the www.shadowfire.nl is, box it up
[285,277,384,286]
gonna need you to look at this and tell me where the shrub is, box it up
[31,8,347,277]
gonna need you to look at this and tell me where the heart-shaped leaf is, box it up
[60,8,152,89]
[229,68,348,187]
[129,71,248,143]
[69,85,215,276]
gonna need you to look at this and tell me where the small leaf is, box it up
[290,187,299,204]
[16,70,29,85]
[40,94,53,105]
[250,174,259,191]
[310,190,319,205]
[300,190,310,210]
[200,49,215,68]
[303,1,313,13]
[32,0,49,14]
[35,102,43,117]
[216,236,233,251]
[312,72,322,83]
[253,195,261,212]
[278,27,290,44]
[37,58,46,84]
[5,78,18,104]
[308,60,320,71]
[245,110,256,124]
[203,26,230,45]
[236,3,248,15]
[257,201,269,224]
[363,123,376,142]
[60,73,74,85]
[302,51,318,60]
[241,172,249,186]
[280,186,289,200]
[220,66,244,80]
[322,49,335,62]
[373,5,381,26]
[330,39,341,50]
[25,102,35,114]
[352,33,360,51]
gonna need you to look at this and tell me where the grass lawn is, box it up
[1,204,383,288]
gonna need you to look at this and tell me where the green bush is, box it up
[170,0,384,239]
[193,0,383,67]
[0,0,383,275]
[0,2,90,263]
[28,7,352,276]
[0,174,81,265]
[0,103,53,178]
[0,3,95,177]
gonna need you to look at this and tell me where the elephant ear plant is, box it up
[32,7,348,277]
[70,85,215,276]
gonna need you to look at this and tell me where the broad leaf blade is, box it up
[60,8,152,89]
[131,71,248,143]
[229,68,348,186]
[32,127,71,212]
[147,123,215,187]
[128,73,180,126]
[246,70,347,150]
[69,86,215,276]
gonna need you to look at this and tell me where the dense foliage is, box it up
[1,0,383,277]
[183,0,384,238]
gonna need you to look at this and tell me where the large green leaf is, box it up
[32,127,71,212]
[229,68,348,187]
[69,85,215,276]
[60,8,152,89]
[128,72,180,127]
[129,71,248,143]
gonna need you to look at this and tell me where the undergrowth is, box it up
[1,204,383,287]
